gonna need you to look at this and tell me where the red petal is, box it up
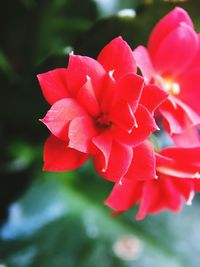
[97,36,136,81]
[160,96,200,135]
[93,141,133,182]
[67,54,106,97]
[133,46,155,82]
[92,131,113,172]
[43,135,88,171]
[126,141,156,180]
[140,84,168,114]
[105,177,142,211]
[41,98,87,140]
[157,146,200,178]
[171,126,200,148]
[77,77,100,117]
[153,23,198,76]
[68,116,97,153]
[178,68,200,115]
[114,105,158,146]
[148,7,194,62]
[111,73,144,112]
[110,102,137,133]
[37,68,69,105]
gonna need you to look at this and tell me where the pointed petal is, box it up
[41,98,87,140]
[114,105,158,146]
[43,135,88,171]
[133,46,155,82]
[148,7,194,61]
[77,77,100,117]
[105,177,142,211]
[140,84,168,114]
[67,54,106,97]
[110,102,137,133]
[126,141,156,180]
[160,96,200,135]
[92,131,113,172]
[37,68,69,105]
[68,116,97,153]
[93,141,133,182]
[153,23,198,76]
[97,36,136,81]
[112,73,144,112]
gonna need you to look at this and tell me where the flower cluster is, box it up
[38,7,200,219]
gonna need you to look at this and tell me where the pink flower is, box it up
[38,37,167,181]
[105,145,200,219]
[133,7,200,146]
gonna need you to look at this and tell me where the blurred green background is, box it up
[1,0,200,266]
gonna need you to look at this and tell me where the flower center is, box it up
[163,80,180,95]
[96,113,112,129]
[154,75,180,95]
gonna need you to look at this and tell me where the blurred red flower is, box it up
[133,7,200,146]
[105,145,200,219]
[38,37,167,181]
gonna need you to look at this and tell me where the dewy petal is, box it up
[92,131,113,172]
[97,36,136,81]
[111,73,144,112]
[43,134,88,171]
[37,68,69,105]
[93,141,133,182]
[41,98,87,140]
[67,54,106,97]
[77,76,100,117]
[68,116,97,153]
[153,23,198,76]
[140,84,168,114]
[105,177,142,211]
[126,141,156,180]
[133,46,155,82]
[114,104,158,146]
[148,7,194,61]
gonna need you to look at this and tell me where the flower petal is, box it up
[43,134,88,171]
[97,36,136,81]
[77,76,100,117]
[126,141,156,180]
[114,104,158,146]
[111,73,144,112]
[133,46,155,82]
[68,116,97,153]
[105,177,142,211]
[67,54,106,97]
[153,23,198,76]
[110,102,137,133]
[41,98,87,140]
[93,141,133,182]
[140,84,168,114]
[148,7,194,62]
[178,68,200,115]
[92,131,113,172]
[37,68,69,105]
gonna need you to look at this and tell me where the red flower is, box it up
[133,7,200,146]
[38,37,167,181]
[105,145,200,219]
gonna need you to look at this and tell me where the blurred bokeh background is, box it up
[1,0,200,266]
